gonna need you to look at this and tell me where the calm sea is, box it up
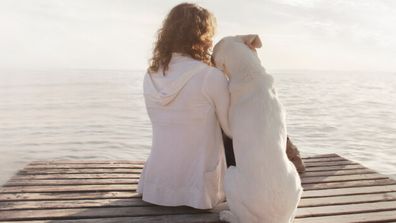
[0,69,395,185]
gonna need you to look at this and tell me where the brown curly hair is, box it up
[147,3,216,75]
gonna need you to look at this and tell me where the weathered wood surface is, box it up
[0,153,395,222]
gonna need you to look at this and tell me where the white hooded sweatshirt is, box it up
[137,53,231,209]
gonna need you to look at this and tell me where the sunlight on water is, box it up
[0,69,395,185]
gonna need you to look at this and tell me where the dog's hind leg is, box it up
[221,167,258,223]
[223,166,261,223]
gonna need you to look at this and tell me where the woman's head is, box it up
[148,3,216,74]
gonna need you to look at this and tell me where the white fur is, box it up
[213,35,303,223]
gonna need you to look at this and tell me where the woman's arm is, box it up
[203,68,232,138]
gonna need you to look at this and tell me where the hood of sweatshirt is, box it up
[144,54,207,106]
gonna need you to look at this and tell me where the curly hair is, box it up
[147,3,216,75]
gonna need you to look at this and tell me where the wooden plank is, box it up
[302,184,396,198]
[303,154,340,159]
[299,191,396,207]
[296,200,396,218]
[4,178,139,186]
[304,164,366,172]
[302,157,348,163]
[302,178,396,190]
[293,210,396,223]
[6,187,392,205]
[304,160,355,167]
[0,184,138,193]
[10,173,141,180]
[24,164,145,169]
[301,173,387,184]
[0,213,221,223]
[305,160,359,167]
[300,169,375,177]
[17,168,143,175]
[0,198,152,210]
[0,206,209,221]
[30,160,145,165]
[0,191,141,202]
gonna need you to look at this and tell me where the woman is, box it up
[137,3,232,209]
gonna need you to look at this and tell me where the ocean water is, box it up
[0,69,395,185]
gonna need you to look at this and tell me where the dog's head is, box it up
[212,34,262,81]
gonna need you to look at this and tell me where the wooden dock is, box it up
[1,153,396,222]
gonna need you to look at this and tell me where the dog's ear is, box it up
[239,34,262,48]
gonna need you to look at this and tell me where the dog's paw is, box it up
[220,210,238,223]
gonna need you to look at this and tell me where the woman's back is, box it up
[137,53,231,209]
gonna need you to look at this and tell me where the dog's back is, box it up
[213,35,303,223]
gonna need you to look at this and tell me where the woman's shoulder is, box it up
[174,55,218,70]
[201,65,229,95]
[183,59,224,78]
[203,65,228,83]
[178,60,226,80]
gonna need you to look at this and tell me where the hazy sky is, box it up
[1,0,395,72]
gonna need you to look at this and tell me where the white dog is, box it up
[212,35,303,223]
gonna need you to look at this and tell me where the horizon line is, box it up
[0,67,395,74]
